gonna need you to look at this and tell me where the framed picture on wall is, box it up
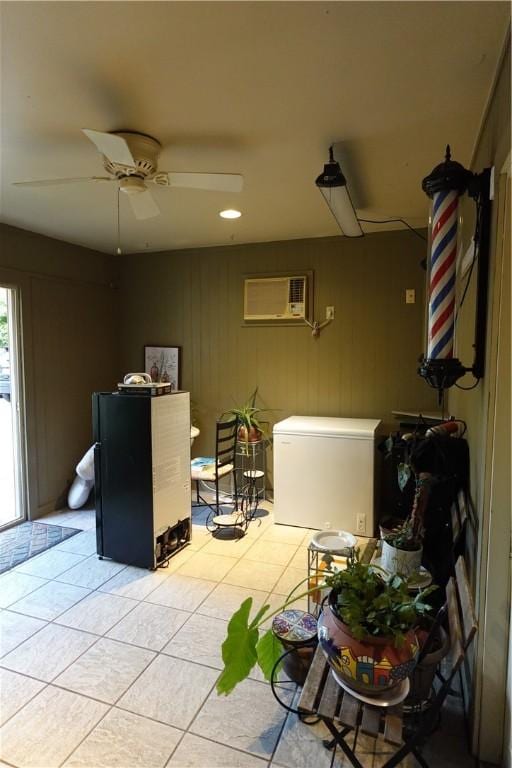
[144,345,181,390]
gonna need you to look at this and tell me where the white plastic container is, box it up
[273,416,381,535]
[381,540,423,577]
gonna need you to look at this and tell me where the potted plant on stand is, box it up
[381,472,432,578]
[223,387,269,446]
[216,552,435,696]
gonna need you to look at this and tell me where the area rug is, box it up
[0,521,81,575]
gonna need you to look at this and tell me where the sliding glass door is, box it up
[0,285,25,528]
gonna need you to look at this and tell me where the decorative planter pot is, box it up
[407,625,449,704]
[381,540,423,578]
[317,592,419,695]
[237,426,262,443]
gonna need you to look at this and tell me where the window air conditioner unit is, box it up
[244,275,307,320]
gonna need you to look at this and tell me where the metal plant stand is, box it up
[235,438,269,522]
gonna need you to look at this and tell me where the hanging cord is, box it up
[116,185,122,255]
[357,217,427,242]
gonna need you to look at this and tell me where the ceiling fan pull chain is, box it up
[116,185,122,255]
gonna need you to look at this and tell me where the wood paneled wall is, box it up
[120,230,438,475]
[0,224,121,517]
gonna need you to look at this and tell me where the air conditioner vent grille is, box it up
[243,275,307,321]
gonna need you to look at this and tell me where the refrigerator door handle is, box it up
[94,442,103,556]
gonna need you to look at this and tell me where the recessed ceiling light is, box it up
[219,209,242,219]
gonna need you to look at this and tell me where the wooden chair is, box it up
[191,417,238,515]
[450,489,468,569]
[295,555,478,768]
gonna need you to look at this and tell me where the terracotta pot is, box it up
[381,540,423,578]
[237,426,262,443]
[407,625,449,703]
[317,592,419,695]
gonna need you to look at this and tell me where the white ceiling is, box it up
[0,1,509,254]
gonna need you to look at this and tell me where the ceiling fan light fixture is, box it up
[119,176,146,195]
[220,209,242,219]
[315,146,363,238]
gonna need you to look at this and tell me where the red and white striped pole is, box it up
[419,146,471,392]
[427,188,459,360]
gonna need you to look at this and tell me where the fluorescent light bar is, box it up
[315,147,363,238]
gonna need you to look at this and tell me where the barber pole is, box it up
[427,188,459,359]
[418,146,474,393]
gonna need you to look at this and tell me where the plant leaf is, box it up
[249,603,271,629]
[216,598,259,695]
[256,629,283,682]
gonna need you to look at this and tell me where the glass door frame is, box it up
[0,282,27,530]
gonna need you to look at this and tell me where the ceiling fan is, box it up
[12,129,244,220]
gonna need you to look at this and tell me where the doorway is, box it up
[0,285,25,529]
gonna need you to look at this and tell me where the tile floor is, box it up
[0,502,472,768]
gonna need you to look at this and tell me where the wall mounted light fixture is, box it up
[315,147,363,237]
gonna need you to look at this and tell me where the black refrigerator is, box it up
[93,390,191,569]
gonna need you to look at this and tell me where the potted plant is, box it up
[407,620,449,705]
[216,552,435,696]
[318,556,435,695]
[223,387,270,444]
[381,472,432,578]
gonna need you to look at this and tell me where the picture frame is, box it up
[144,345,181,391]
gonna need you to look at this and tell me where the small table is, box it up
[295,647,419,768]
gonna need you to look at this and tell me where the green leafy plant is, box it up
[216,576,313,695]
[222,387,270,440]
[384,519,422,552]
[216,553,435,695]
[324,553,435,646]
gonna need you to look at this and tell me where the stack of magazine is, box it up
[191,457,216,473]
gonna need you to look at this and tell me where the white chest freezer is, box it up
[273,416,381,536]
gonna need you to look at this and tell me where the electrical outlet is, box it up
[326,306,335,320]
[356,513,366,534]
[405,289,416,304]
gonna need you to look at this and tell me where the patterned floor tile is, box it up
[15,549,86,579]
[221,559,284,592]
[55,555,126,589]
[8,581,91,621]
[0,572,48,608]
[55,590,137,635]
[145,574,216,611]
[54,637,155,704]
[0,668,46,726]
[176,551,238,581]
[54,530,98,557]
[0,685,107,768]
[63,707,182,768]
[191,678,291,759]
[0,610,46,657]
[167,733,267,767]
[244,539,299,567]
[118,654,218,729]
[162,612,227,669]
[98,564,169,600]
[1,622,97,681]
[107,601,190,651]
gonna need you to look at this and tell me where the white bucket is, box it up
[381,540,423,578]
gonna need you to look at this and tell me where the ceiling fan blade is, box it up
[13,176,113,187]
[82,129,135,167]
[127,189,160,220]
[164,172,244,193]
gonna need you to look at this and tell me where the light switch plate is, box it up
[405,289,416,304]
